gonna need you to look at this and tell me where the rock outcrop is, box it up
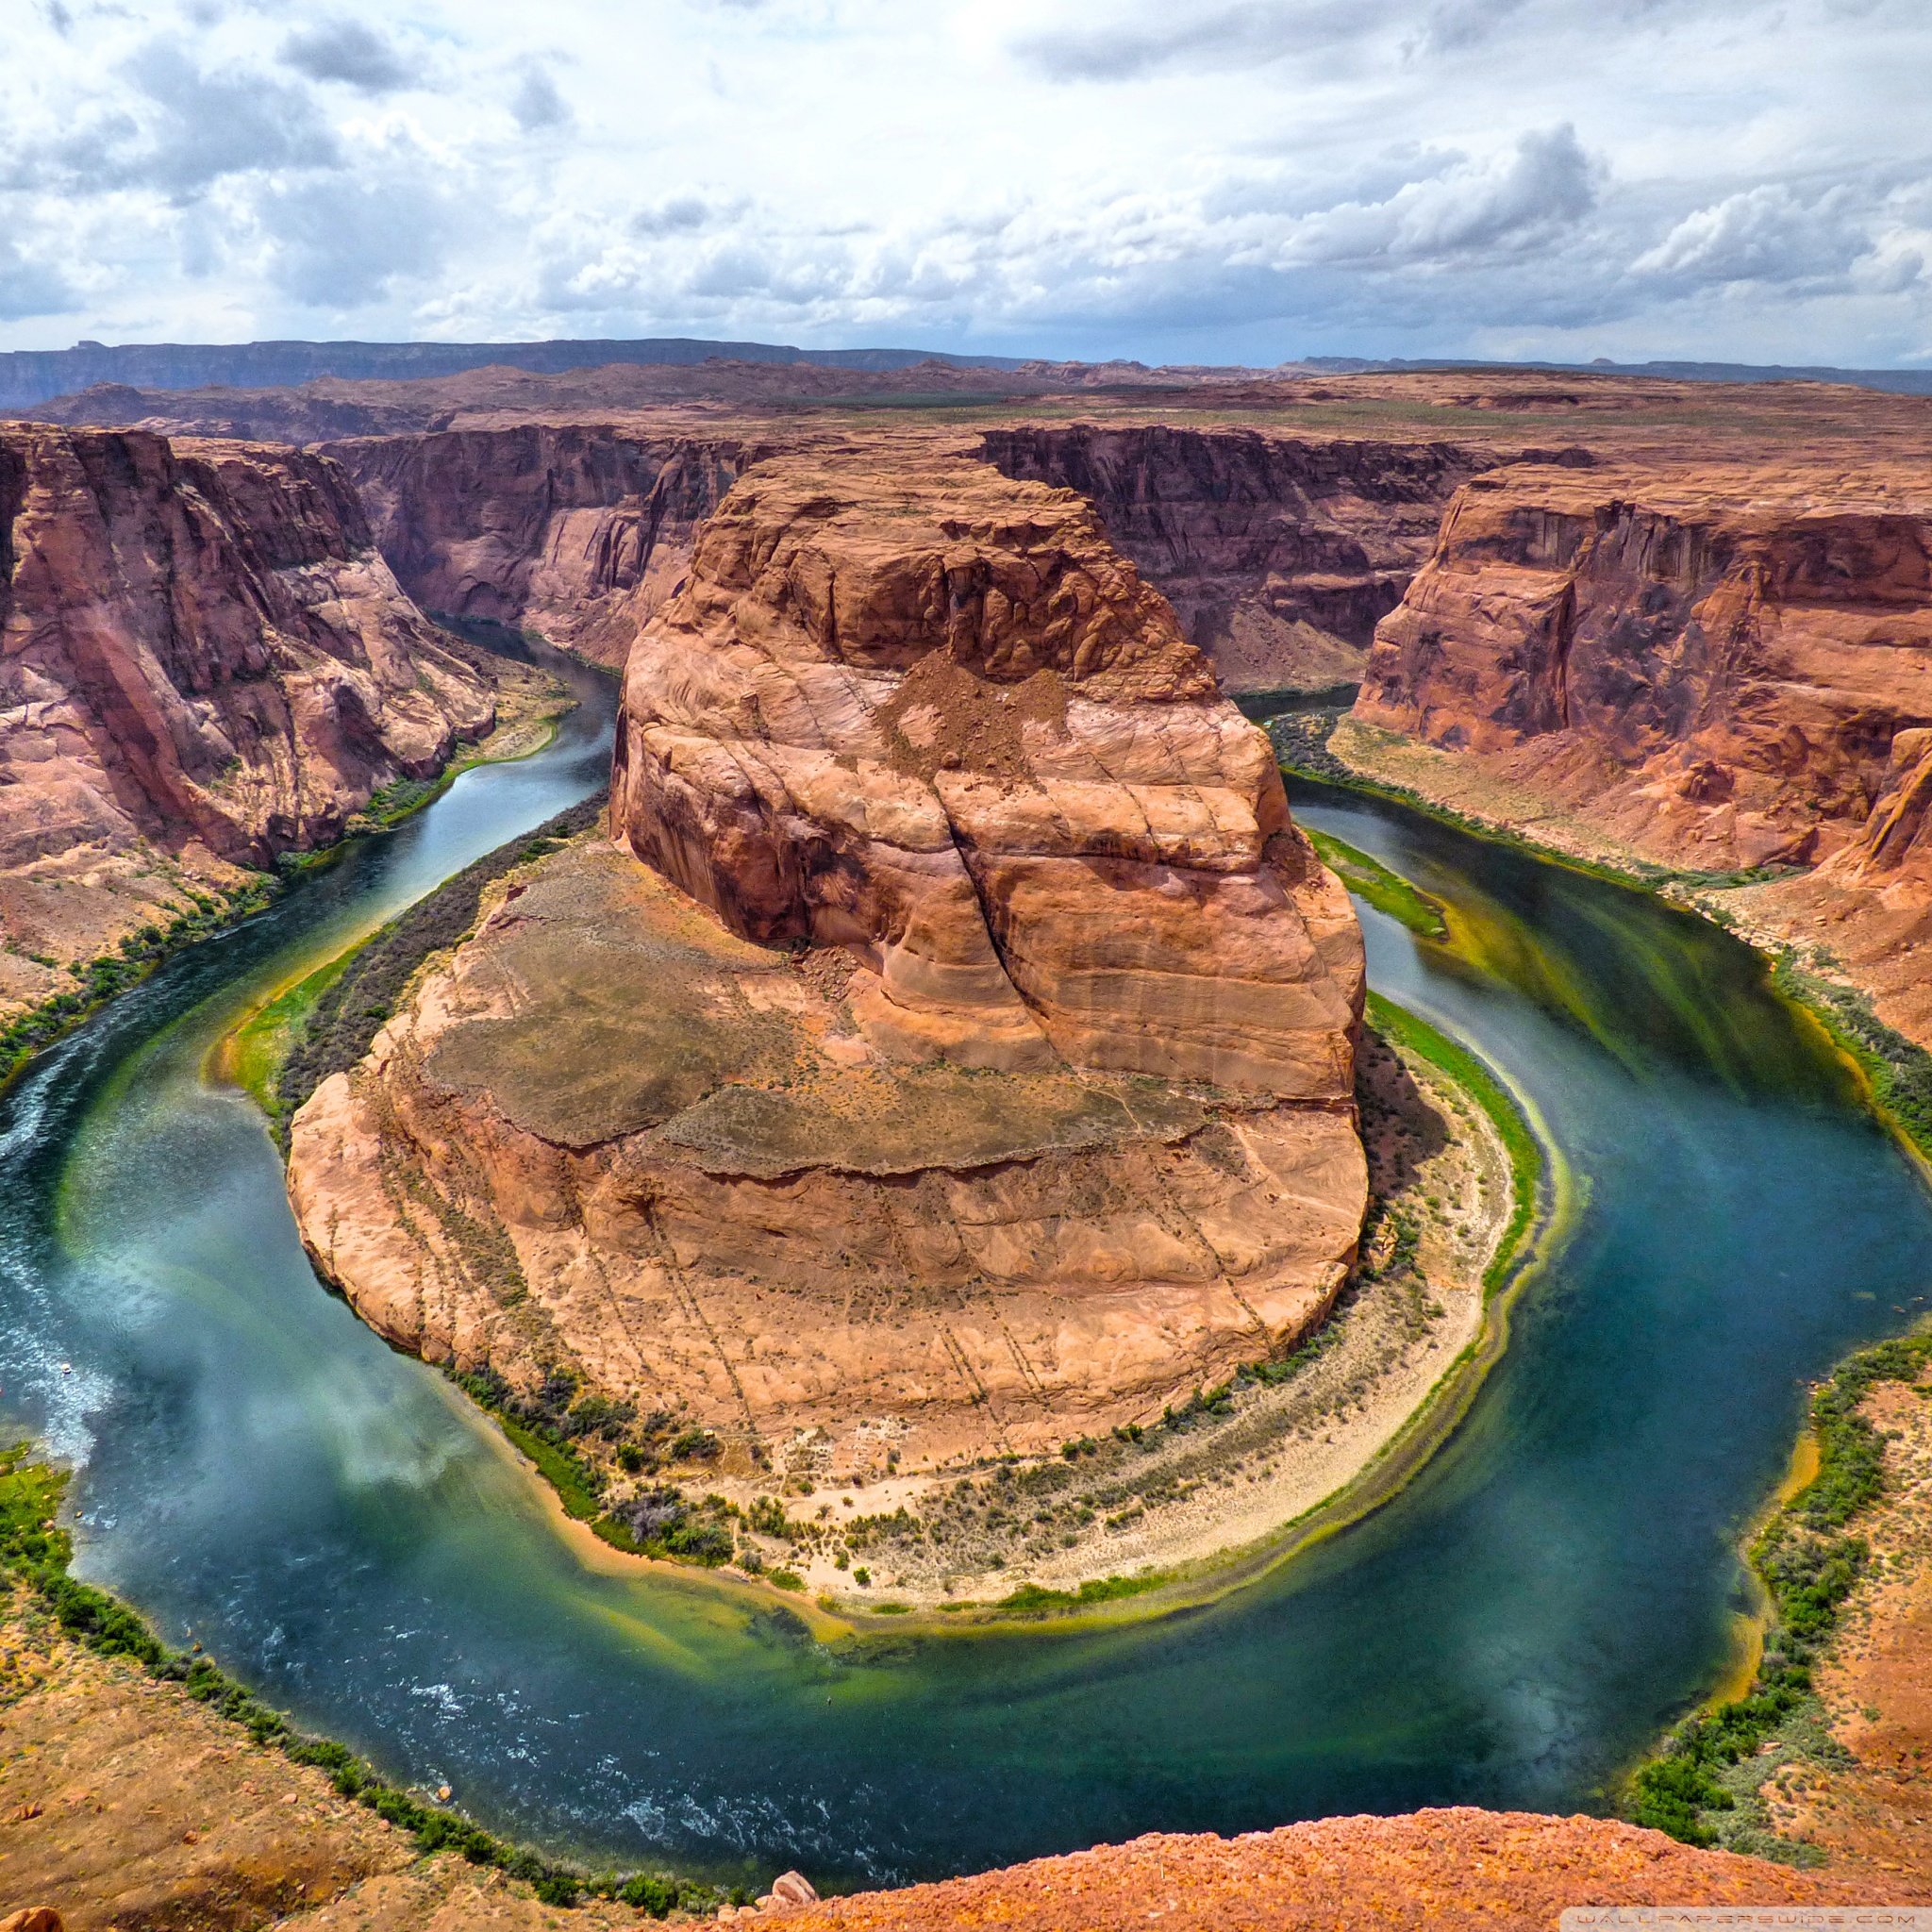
[611,455,1362,1093]
[769,1809,1924,1930]
[0,423,494,1013]
[980,425,1502,691]
[290,454,1366,1478]
[1357,463,1932,874]
[330,426,764,667]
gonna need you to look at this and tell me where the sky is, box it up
[2,0,1930,367]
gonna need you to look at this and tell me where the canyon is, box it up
[0,423,508,1026]
[1349,455,1932,1047]
[12,357,1932,1920]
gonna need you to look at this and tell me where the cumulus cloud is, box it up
[0,0,1928,363]
[1281,126,1598,265]
[1634,183,1874,286]
[279,21,414,94]
[0,239,79,321]
[125,43,341,195]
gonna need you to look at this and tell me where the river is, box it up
[2,665,1928,1893]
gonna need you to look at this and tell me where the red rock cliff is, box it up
[331,425,764,668]
[1357,464,1932,874]
[979,425,1506,692]
[612,450,1364,1094]
[0,424,495,1011]
[290,451,1366,1498]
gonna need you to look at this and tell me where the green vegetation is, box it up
[0,1444,741,1914]
[1624,1331,1932,1856]
[224,948,363,1114]
[452,1365,741,1569]
[993,1574,1164,1614]
[1306,827,1448,940]
[267,792,608,1138]
[1365,991,1541,1296]
[1,877,275,1091]
[1773,955,1932,1166]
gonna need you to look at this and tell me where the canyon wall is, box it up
[0,423,495,1014]
[979,425,1500,692]
[291,454,1367,1476]
[1357,465,1932,871]
[328,426,767,666]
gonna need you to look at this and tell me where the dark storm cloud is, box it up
[279,20,414,94]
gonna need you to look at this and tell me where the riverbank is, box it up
[1274,707,1932,1173]
[0,1446,743,1923]
[1,632,574,1104]
[1271,705,1932,1876]
[751,994,1541,1624]
[1624,1331,1932,1867]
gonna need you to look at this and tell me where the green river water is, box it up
[2,656,1929,1891]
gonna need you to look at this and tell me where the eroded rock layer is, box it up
[0,423,494,1010]
[612,454,1363,1095]
[979,425,1505,691]
[291,454,1366,1470]
[774,1809,1921,1931]
[333,425,763,668]
[1357,464,1932,875]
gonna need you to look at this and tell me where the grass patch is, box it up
[1306,828,1448,940]
[1773,955,1932,1166]
[270,791,608,1139]
[1,877,275,1093]
[1365,991,1541,1297]
[993,1574,1165,1614]
[224,949,363,1116]
[0,1444,741,1915]
[1624,1331,1932,1852]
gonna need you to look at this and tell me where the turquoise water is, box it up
[1,700,1928,1894]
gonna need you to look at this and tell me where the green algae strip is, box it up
[0,1444,743,1916]
[1307,827,1448,941]
[1365,991,1541,1298]
[1622,1329,1932,1856]
[218,946,366,1115]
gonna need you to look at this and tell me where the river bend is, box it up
[1,669,1928,1890]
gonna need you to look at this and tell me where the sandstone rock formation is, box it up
[331,426,763,669]
[769,1809,1925,1930]
[290,454,1366,1478]
[1357,464,1932,874]
[982,425,1501,692]
[0,423,495,1016]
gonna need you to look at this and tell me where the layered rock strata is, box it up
[291,455,1366,1474]
[979,425,1503,691]
[333,426,763,668]
[1357,463,1932,875]
[0,423,494,1014]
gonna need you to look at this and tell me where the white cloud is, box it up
[0,0,1927,364]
